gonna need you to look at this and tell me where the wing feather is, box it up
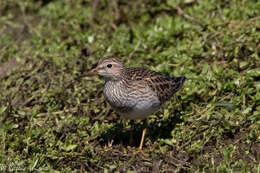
[124,68,186,103]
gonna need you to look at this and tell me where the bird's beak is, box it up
[85,67,99,76]
[75,67,100,81]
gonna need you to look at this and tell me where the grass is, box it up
[0,0,259,172]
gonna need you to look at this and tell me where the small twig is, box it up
[129,40,141,59]
[167,154,191,168]
[166,4,202,27]
[36,107,78,117]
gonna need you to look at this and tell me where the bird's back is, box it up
[123,68,186,103]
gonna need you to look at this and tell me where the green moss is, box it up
[0,0,259,172]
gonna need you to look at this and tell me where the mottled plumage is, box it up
[122,68,186,103]
[85,56,186,153]
[87,56,186,119]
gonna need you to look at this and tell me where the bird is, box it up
[85,56,186,155]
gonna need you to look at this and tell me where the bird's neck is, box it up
[104,75,123,82]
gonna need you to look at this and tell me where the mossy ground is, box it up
[0,0,259,172]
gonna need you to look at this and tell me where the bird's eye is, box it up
[107,64,112,68]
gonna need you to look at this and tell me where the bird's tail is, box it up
[171,76,186,93]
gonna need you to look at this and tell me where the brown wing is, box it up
[124,68,186,103]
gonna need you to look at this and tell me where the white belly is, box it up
[119,98,161,119]
[104,80,161,120]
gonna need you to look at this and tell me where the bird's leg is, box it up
[129,120,135,146]
[119,119,124,149]
[134,119,148,157]
[139,122,147,150]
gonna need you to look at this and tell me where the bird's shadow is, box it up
[98,111,184,147]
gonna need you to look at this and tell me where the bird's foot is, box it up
[133,148,148,157]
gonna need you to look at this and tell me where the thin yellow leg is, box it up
[138,128,146,150]
[134,120,148,157]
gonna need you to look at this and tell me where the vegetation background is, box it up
[0,0,259,172]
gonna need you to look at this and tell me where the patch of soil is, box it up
[0,59,21,79]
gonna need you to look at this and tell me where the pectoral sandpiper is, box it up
[85,56,186,155]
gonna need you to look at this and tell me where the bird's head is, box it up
[85,56,124,81]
